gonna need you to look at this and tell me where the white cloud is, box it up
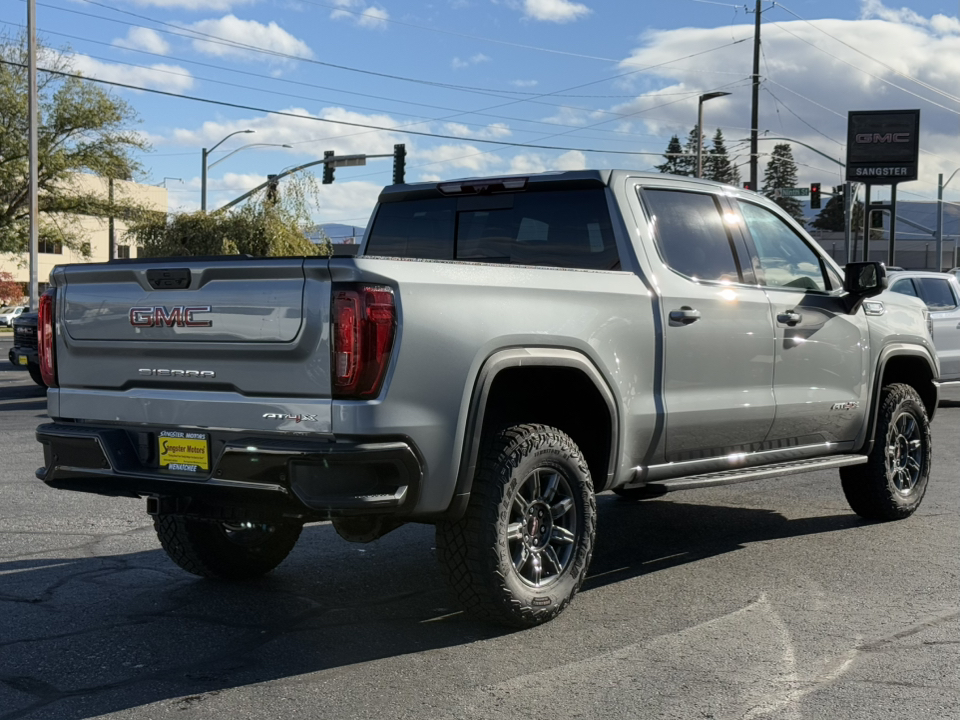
[71,55,194,93]
[609,3,960,195]
[414,144,503,175]
[170,107,405,161]
[522,0,590,23]
[113,0,257,10]
[507,150,585,174]
[442,122,511,139]
[113,28,171,55]
[451,53,491,69]
[330,0,390,29]
[511,79,538,88]
[184,15,313,61]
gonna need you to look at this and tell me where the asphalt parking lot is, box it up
[1,333,957,720]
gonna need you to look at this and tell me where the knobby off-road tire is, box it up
[153,515,303,580]
[840,383,931,521]
[436,424,596,628]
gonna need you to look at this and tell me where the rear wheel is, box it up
[436,424,596,628]
[153,515,303,579]
[840,383,931,521]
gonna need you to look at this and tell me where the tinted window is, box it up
[890,278,919,297]
[915,277,958,310]
[365,198,456,260]
[643,189,741,282]
[738,201,827,292]
[366,189,619,270]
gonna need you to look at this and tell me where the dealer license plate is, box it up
[158,430,209,473]
[18,356,27,366]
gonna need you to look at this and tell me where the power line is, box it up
[0,58,720,158]
[5,21,724,148]
[772,1,960,105]
[765,19,960,116]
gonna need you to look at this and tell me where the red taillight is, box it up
[332,285,396,399]
[38,290,57,388]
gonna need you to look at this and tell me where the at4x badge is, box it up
[830,401,860,411]
[262,412,319,424]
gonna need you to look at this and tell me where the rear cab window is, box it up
[639,188,746,284]
[365,187,620,271]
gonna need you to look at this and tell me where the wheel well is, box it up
[479,366,614,491]
[881,355,937,418]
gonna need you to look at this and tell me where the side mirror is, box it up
[843,261,887,313]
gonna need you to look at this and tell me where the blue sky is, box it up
[3,0,959,227]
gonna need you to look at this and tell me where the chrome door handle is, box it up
[669,307,701,326]
[777,311,802,326]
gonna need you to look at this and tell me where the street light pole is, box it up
[696,91,731,179]
[200,129,254,212]
[936,169,959,271]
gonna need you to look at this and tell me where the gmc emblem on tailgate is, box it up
[130,306,213,327]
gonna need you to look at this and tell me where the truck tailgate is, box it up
[50,257,334,434]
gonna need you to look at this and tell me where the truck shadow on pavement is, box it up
[0,490,865,720]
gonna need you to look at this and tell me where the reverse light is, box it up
[332,285,396,399]
[38,290,57,387]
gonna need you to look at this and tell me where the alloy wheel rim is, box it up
[506,467,578,588]
[885,411,923,495]
[220,521,274,546]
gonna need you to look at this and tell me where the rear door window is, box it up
[366,189,620,270]
[641,189,742,283]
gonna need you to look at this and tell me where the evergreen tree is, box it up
[811,186,846,231]
[679,125,702,177]
[704,129,741,186]
[761,143,804,224]
[654,134,688,175]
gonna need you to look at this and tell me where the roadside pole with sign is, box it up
[846,110,921,267]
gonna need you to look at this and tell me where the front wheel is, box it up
[28,364,45,387]
[153,515,303,580]
[436,424,596,628]
[840,383,931,521]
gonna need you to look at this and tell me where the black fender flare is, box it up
[444,347,620,520]
[857,343,939,455]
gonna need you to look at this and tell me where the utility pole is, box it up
[749,0,762,191]
[108,178,115,260]
[28,0,39,309]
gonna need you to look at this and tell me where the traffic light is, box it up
[266,174,278,204]
[322,150,335,184]
[871,208,884,229]
[743,182,752,191]
[393,143,406,185]
[810,182,821,209]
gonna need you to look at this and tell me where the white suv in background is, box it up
[886,271,960,382]
[0,305,27,327]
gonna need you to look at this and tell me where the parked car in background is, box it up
[0,305,27,327]
[8,312,45,387]
[886,270,960,382]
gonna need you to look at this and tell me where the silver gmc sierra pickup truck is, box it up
[34,170,939,627]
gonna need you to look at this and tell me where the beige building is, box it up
[0,174,167,296]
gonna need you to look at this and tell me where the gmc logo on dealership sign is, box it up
[130,306,213,327]
[846,109,920,184]
[855,133,911,144]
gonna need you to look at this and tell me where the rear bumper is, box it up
[35,422,423,520]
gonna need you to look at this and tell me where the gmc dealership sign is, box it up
[846,110,920,183]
